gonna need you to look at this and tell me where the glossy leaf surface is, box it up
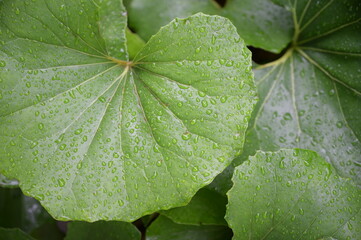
[65,221,140,240]
[0,0,256,221]
[247,0,361,185]
[210,0,361,194]
[226,149,361,240]
[146,215,232,240]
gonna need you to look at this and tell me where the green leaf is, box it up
[146,215,232,240]
[126,28,145,60]
[125,0,292,53]
[65,221,141,240]
[0,0,256,221]
[0,228,35,240]
[161,188,227,226]
[212,0,361,193]
[0,173,18,188]
[125,0,219,41]
[0,188,53,234]
[221,0,293,53]
[226,149,361,240]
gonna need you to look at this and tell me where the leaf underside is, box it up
[0,0,256,221]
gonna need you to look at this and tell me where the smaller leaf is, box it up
[0,228,35,240]
[226,149,361,240]
[161,188,227,226]
[0,188,53,234]
[146,215,232,240]
[126,28,146,60]
[65,221,141,240]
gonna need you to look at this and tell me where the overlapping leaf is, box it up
[246,0,361,185]
[0,0,256,221]
[161,188,227,226]
[226,149,361,239]
[126,0,293,53]
[65,221,140,240]
[146,215,232,240]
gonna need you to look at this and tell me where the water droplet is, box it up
[77,162,82,169]
[74,128,82,135]
[156,160,162,167]
[38,123,44,130]
[58,178,65,187]
[201,100,208,107]
[181,132,191,140]
[0,60,6,67]
[336,121,343,128]
[98,96,106,102]
[118,200,124,206]
[211,35,216,44]
[195,47,201,53]
[59,144,66,150]
[279,160,285,169]
[283,113,292,120]
[299,208,304,215]
[220,96,227,103]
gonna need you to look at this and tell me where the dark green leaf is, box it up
[146,215,232,240]
[161,188,227,226]
[0,228,35,240]
[213,0,361,193]
[126,0,219,41]
[65,221,140,240]
[0,188,53,234]
[221,0,293,53]
[226,149,361,240]
[0,0,256,221]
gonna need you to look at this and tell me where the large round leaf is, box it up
[226,149,361,239]
[247,0,361,185]
[210,0,361,194]
[0,0,256,221]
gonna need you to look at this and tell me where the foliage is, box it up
[0,0,360,239]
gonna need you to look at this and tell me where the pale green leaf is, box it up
[226,149,361,240]
[0,0,256,221]
[65,221,140,240]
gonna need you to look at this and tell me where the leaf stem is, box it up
[107,56,134,67]
[255,48,293,69]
